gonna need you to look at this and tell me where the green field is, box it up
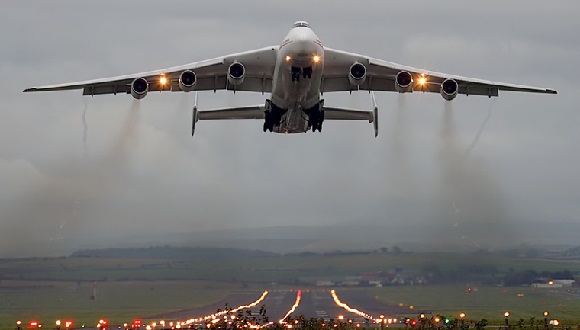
[1,251,580,329]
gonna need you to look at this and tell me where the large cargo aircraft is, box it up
[25,21,556,137]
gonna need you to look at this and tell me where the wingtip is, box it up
[548,89,558,94]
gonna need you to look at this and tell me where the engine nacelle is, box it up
[349,62,366,86]
[179,70,197,92]
[395,71,413,93]
[131,77,148,99]
[440,78,458,101]
[228,62,245,86]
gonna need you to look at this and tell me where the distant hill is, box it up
[70,246,279,260]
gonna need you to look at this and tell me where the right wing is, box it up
[322,47,557,97]
[24,47,278,95]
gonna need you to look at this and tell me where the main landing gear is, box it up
[263,100,286,132]
[305,101,324,133]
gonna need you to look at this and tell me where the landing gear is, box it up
[263,121,273,132]
[291,66,301,82]
[263,100,286,133]
[302,66,312,79]
[311,122,322,132]
[291,66,313,81]
[305,100,324,133]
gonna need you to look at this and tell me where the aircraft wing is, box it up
[322,47,557,97]
[24,46,278,95]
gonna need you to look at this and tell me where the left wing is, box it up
[24,46,278,95]
[322,47,557,97]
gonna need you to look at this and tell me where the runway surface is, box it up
[149,288,410,324]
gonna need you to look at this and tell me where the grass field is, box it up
[369,285,580,323]
[1,251,580,329]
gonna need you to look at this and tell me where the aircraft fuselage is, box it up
[268,21,324,134]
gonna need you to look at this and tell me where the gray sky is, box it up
[1,1,579,257]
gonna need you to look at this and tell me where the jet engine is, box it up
[395,71,413,93]
[440,78,458,101]
[131,77,148,99]
[228,62,245,86]
[179,70,197,92]
[349,62,366,86]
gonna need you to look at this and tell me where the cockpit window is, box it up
[293,21,309,28]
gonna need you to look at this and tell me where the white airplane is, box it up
[25,21,556,137]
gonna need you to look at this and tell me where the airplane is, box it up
[24,21,557,137]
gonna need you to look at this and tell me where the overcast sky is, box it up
[1,1,578,257]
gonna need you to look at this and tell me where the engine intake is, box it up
[395,71,413,93]
[349,62,366,86]
[179,70,197,92]
[131,77,148,99]
[228,62,245,86]
[440,78,458,101]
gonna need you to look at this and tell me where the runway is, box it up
[149,288,409,325]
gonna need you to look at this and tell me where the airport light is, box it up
[504,312,510,327]
[459,313,466,319]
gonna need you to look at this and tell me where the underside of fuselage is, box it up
[264,99,323,134]
[265,27,324,134]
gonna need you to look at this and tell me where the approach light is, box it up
[505,312,510,317]
[544,312,549,317]
[459,313,466,319]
